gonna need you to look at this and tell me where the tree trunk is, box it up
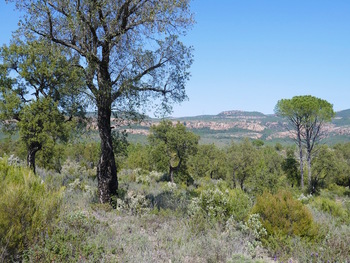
[169,165,175,183]
[169,155,182,183]
[240,173,246,190]
[96,104,118,204]
[232,171,237,188]
[297,130,304,189]
[307,152,312,191]
[27,144,41,174]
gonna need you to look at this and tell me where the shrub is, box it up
[61,159,96,182]
[228,214,268,257]
[24,211,105,262]
[251,190,315,238]
[116,190,151,215]
[147,186,191,213]
[189,185,252,223]
[285,209,350,263]
[0,158,62,261]
[311,196,349,223]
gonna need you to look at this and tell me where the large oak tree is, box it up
[9,0,194,203]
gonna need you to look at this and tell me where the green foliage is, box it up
[0,137,21,157]
[36,143,66,172]
[227,138,260,189]
[116,190,151,215]
[125,143,152,171]
[0,39,86,118]
[274,142,283,151]
[0,39,86,173]
[227,255,267,263]
[252,139,264,148]
[275,95,335,124]
[24,211,105,262]
[14,0,194,203]
[188,143,227,179]
[275,95,335,190]
[310,145,339,194]
[332,143,350,188]
[0,158,62,261]
[235,214,267,256]
[252,190,315,238]
[112,130,129,172]
[282,148,299,187]
[311,196,349,223]
[149,120,199,182]
[16,97,69,173]
[246,146,284,195]
[64,142,101,169]
[189,183,252,223]
[0,87,21,133]
[19,98,67,149]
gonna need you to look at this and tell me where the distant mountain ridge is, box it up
[334,109,350,118]
[218,110,266,117]
[108,109,350,145]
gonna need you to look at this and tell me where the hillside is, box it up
[111,109,350,146]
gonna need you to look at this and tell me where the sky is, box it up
[1,1,350,117]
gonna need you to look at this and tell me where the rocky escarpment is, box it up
[85,109,350,143]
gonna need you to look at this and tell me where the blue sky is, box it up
[1,1,350,117]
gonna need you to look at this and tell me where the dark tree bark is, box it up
[231,166,239,188]
[307,152,312,188]
[27,143,41,174]
[168,149,186,183]
[240,178,245,190]
[96,102,118,203]
[297,128,304,189]
[94,42,119,203]
[303,117,322,191]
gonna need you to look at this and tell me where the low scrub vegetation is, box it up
[1,124,350,262]
[0,158,62,261]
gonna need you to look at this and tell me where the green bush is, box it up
[252,190,315,238]
[0,158,62,261]
[311,196,349,223]
[189,184,252,223]
[24,211,105,262]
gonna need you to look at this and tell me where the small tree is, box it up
[310,145,338,194]
[227,138,259,190]
[18,98,68,174]
[188,144,227,179]
[333,143,350,188]
[282,148,300,187]
[149,120,199,183]
[0,39,85,173]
